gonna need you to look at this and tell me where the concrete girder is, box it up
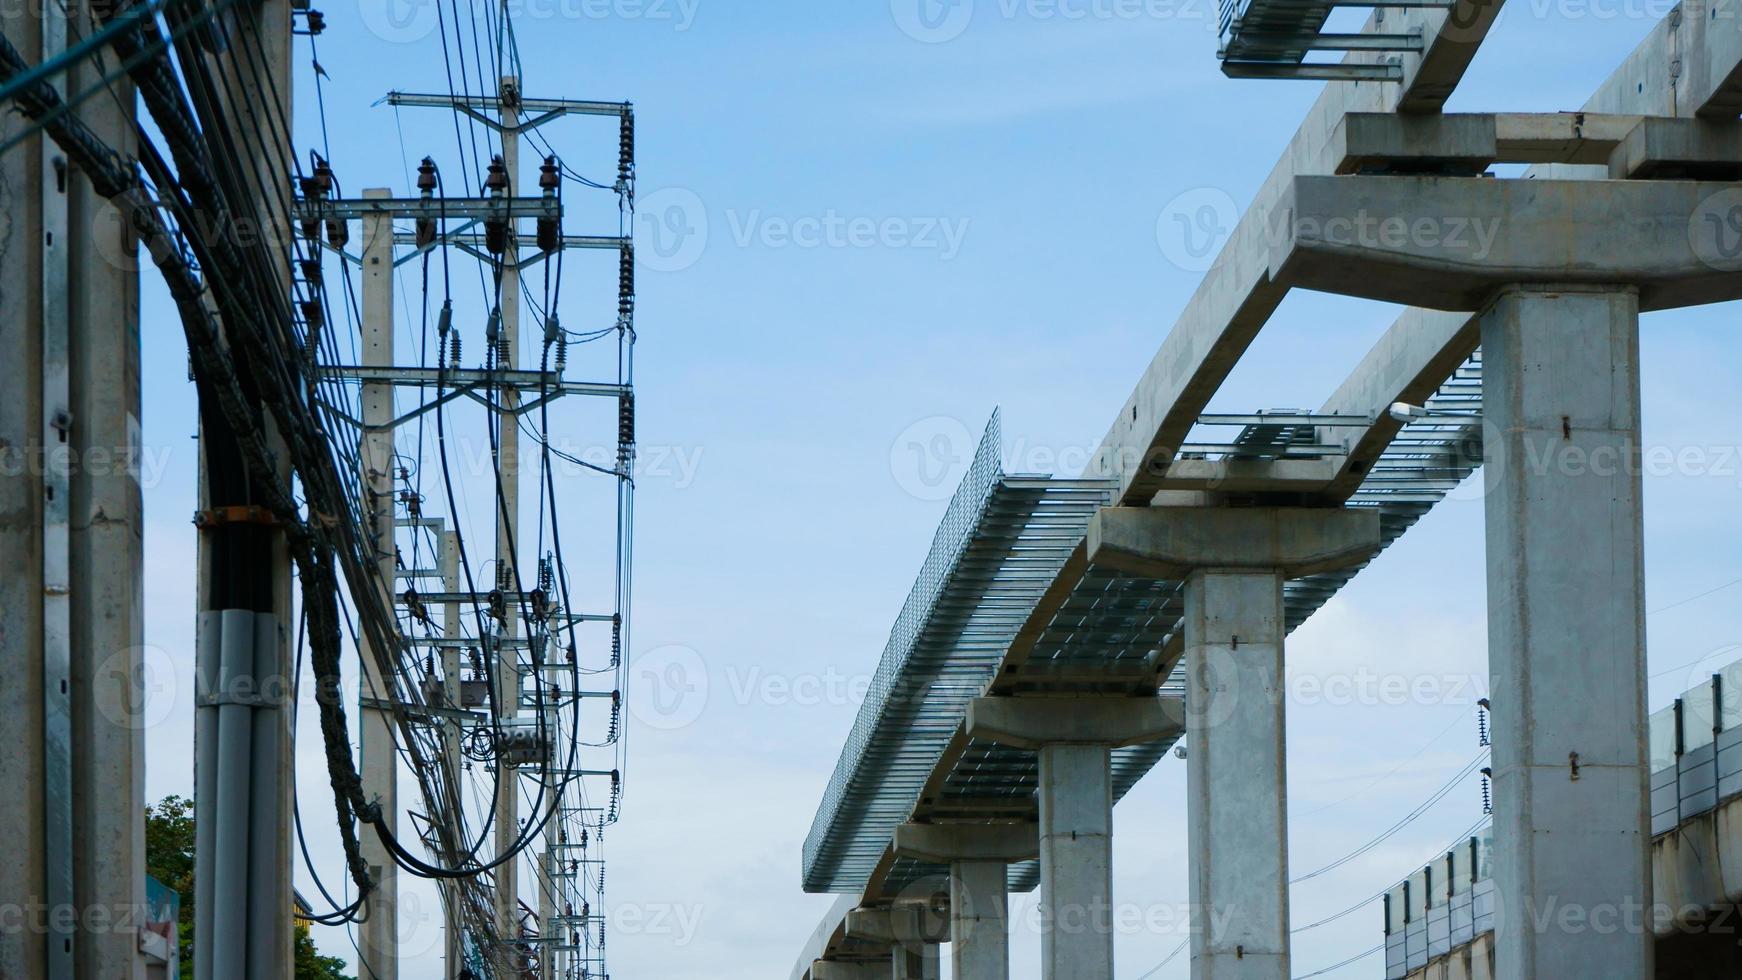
[1085,506,1380,580]
[1315,2,1742,499]
[1333,111,1742,178]
[1609,116,1742,177]
[1266,176,1742,313]
[790,896,861,980]
[1156,456,1347,494]
[966,696,1184,751]
[1331,111,1641,173]
[893,823,1038,865]
[1085,1,1501,507]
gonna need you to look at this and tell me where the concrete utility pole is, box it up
[441,529,464,980]
[0,0,144,977]
[492,71,526,973]
[359,186,401,979]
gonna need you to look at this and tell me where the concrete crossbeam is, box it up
[1267,176,1742,312]
[845,907,949,946]
[1085,2,1501,506]
[812,960,886,980]
[1314,5,1742,500]
[1331,111,1742,176]
[1085,506,1380,580]
[1332,111,1643,173]
[893,823,1037,865]
[966,696,1183,751]
[1608,116,1742,177]
[1481,287,1651,977]
[1158,456,1346,493]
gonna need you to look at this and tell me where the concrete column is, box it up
[966,697,1182,980]
[892,823,1033,980]
[891,945,939,980]
[1480,286,1650,978]
[1469,933,1494,980]
[951,860,1010,980]
[1038,742,1114,978]
[1183,569,1288,980]
[1083,505,1378,980]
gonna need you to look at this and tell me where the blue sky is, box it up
[130,2,1742,977]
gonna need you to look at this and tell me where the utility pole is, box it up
[441,529,464,980]
[493,73,525,973]
[0,1,143,978]
[359,186,401,980]
[364,77,635,978]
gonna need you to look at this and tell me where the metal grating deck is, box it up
[803,351,1485,896]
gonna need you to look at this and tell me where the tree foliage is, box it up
[146,795,354,980]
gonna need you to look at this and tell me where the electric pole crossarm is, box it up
[315,377,625,432]
[385,89,632,122]
[322,365,625,393]
[292,196,559,220]
[394,232,627,251]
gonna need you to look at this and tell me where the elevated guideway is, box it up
[803,360,1484,899]
[797,1,1742,975]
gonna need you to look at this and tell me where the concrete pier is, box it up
[893,823,1035,980]
[1086,506,1379,980]
[1481,286,1651,978]
[1184,569,1291,980]
[952,860,1011,980]
[967,696,1181,979]
[1038,742,1115,979]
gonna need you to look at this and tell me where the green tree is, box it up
[143,796,195,979]
[295,922,355,980]
[146,796,354,980]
